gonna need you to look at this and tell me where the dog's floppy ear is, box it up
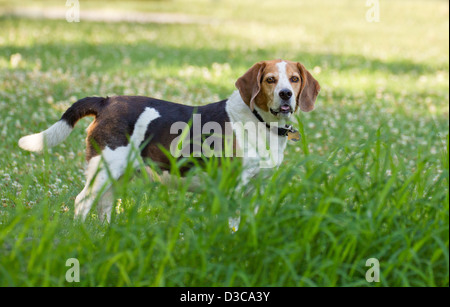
[235,61,266,111]
[297,63,321,112]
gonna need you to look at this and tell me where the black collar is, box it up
[252,109,298,137]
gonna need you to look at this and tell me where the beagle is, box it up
[18,59,320,222]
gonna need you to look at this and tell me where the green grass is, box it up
[0,0,448,286]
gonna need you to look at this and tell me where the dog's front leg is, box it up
[145,167,203,192]
[97,186,114,223]
[229,158,261,232]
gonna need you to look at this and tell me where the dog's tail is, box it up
[18,97,107,152]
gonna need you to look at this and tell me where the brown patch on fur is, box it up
[296,62,321,112]
[235,61,267,111]
[235,59,320,113]
[85,121,99,161]
[235,59,287,112]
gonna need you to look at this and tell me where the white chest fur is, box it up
[225,91,288,182]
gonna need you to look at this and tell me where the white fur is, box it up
[18,120,73,152]
[274,61,295,113]
[226,90,287,176]
[74,107,160,222]
[225,84,292,232]
[74,155,102,220]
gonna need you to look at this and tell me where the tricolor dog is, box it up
[18,59,320,223]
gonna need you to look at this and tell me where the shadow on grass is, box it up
[2,42,439,73]
[0,16,441,77]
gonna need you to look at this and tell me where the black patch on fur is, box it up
[81,96,231,173]
[61,96,108,127]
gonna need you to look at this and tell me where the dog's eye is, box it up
[266,77,276,84]
[290,76,300,83]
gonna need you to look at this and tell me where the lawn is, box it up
[0,0,448,287]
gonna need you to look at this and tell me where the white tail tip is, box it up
[18,132,45,152]
[18,120,73,152]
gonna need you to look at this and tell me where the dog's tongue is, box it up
[281,105,291,112]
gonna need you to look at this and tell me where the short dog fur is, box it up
[19,60,320,222]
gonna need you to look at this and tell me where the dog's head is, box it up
[235,59,321,118]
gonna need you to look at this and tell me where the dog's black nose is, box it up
[279,89,293,101]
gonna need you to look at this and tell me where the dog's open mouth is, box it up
[270,105,293,116]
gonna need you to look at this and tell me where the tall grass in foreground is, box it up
[1,121,448,286]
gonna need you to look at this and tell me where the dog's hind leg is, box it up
[75,145,140,222]
[74,151,124,222]
[74,155,117,222]
[75,107,161,222]
[74,155,105,221]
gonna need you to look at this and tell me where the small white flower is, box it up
[10,53,22,68]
